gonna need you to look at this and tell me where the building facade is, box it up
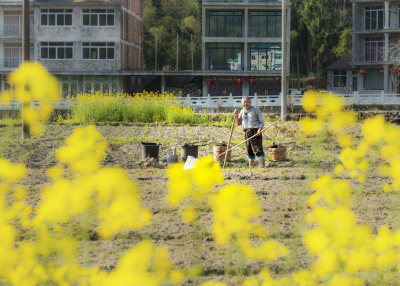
[0,0,143,97]
[202,0,291,97]
[0,0,34,92]
[328,0,400,94]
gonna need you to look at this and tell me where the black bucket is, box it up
[140,142,160,160]
[181,144,199,161]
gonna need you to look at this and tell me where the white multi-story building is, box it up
[327,0,400,94]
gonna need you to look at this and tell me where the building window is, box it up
[365,37,384,61]
[250,11,281,38]
[41,9,72,26]
[365,6,384,30]
[209,11,242,37]
[4,44,21,68]
[4,11,22,36]
[333,71,347,87]
[364,69,384,90]
[4,11,33,36]
[41,42,73,59]
[250,43,282,71]
[208,43,242,70]
[83,9,115,26]
[82,42,115,59]
[4,44,33,67]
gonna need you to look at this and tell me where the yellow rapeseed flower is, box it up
[1,62,60,135]
[211,184,261,245]
[302,90,318,113]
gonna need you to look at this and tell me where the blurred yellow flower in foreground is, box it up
[300,92,356,147]
[56,125,107,174]
[0,62,60,134]
[302,90,318,113]
[0,159,26,183]
[167,156,223,223]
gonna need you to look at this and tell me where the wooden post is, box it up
[281,0,287,121]
[155,34,158,70]
[22,0,30,139]
[176,33,179,71]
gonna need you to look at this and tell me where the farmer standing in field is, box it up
[233,97,266,168]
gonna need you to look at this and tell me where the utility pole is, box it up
[191,34,194,70]
[176,33,179,71]
[22,0,30,139]
[155,34,157,70]
[281,0,287,121]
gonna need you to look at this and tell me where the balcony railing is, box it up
[204,0,281,2]
[0,26,34,38]
[0,59,23,69]
[1,92,400,111]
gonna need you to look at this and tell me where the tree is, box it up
[291,0,352,77]
[143,0,202,70]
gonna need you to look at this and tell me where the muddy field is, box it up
[1,121,399,284]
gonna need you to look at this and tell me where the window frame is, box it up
[4,44,34,67]
[208,11,242,37]
[82,42,116,60]
[250,11,281,38]
[364,6,384,30]
[40,42,74,60]
[82,9,115,27]
[208,43,243,71]
[364,37,384,62]
[333,71,347,88]
[40,9,73,27]
[249,43,282,71]
[4,11,33,36]
[4,44,22,68]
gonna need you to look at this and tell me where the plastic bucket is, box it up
[140,142,160,160]
[181,144,198,161]
[213,144,231,161]
[166,154,178,164]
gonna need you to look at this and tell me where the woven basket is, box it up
[213,144,231,161]
[268,144,287,162]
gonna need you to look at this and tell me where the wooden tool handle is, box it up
[223,118,236,169]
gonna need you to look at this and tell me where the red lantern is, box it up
[235,77,242,85]
[248,77,255,86]
[392,68,399,75]
[206,77,213,86]
[380,68,385,74]
[359,68,366,76]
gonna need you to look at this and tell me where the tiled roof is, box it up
[327,53,353,70]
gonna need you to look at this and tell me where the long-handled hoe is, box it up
[223,118,236,169]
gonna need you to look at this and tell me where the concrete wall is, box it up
[0,43,4,69]
[0,9,4,36]
[33,4,121,73]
